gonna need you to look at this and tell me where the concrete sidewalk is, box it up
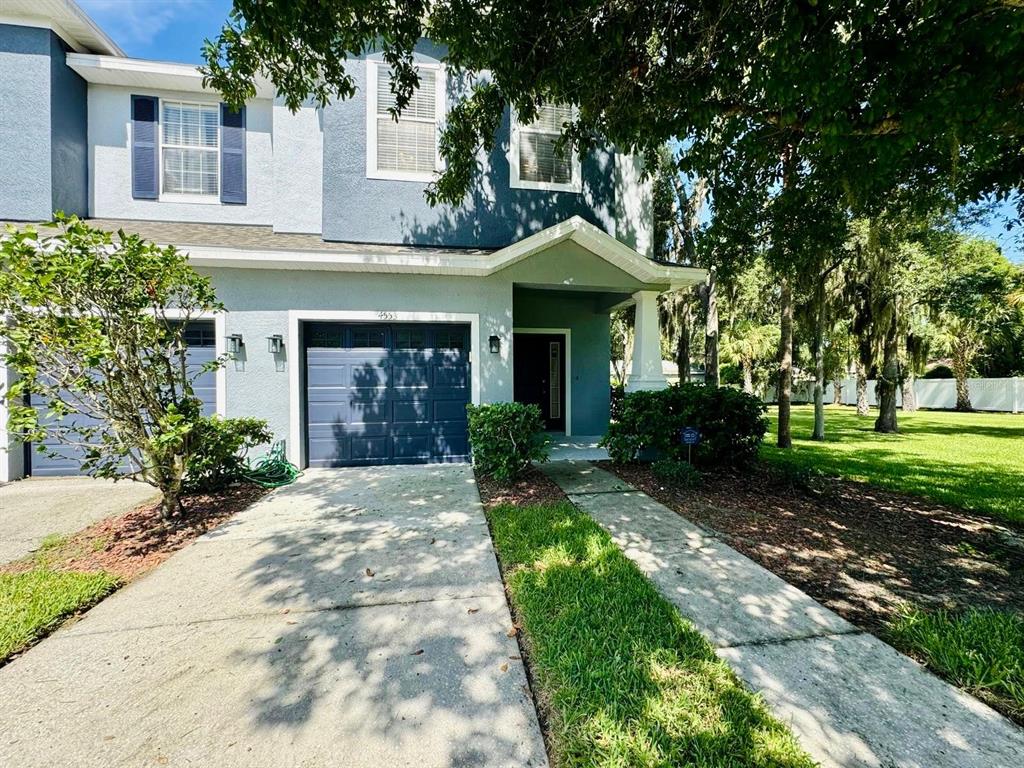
[0,477,159,564]
[541,460,1024,768]
[0,465,547,768]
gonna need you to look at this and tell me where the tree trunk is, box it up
[676,296,691,383]
[742,360,754,394]
[874,319,900,433]
[832,375,844,405]
[855,366,869,414]
[953,352,973,411]
[811,278,826,441]
[704,267,720,387]
[901,374,918,412]
[777,277,794,448]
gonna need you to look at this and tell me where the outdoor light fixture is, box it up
[267,334,284,354]
[226,334,244,354]
[489,335,501,354]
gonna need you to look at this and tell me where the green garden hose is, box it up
[242,440,302,488]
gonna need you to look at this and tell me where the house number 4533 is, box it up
[377,311,397,320]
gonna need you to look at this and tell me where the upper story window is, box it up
[509,104,582,193]
[366,60,445,182]
[161,102,219,197]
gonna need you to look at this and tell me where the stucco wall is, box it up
[201,242,639,458]
[202,267,514,452]
[49,32,88,217]
[272,102,324,233]
[321,43,619,248]
[0,25,54,221]
[88,85,274,225]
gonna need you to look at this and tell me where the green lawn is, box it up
[0,569,119,664]
[486,500,815,768]
[761,405,1024,525]
[889,607,1024,723]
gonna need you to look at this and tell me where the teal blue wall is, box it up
[513,288,612,436]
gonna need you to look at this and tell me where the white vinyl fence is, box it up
[807,377,1024,413]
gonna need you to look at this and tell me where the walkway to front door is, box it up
[0,466,548,768]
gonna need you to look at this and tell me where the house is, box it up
[0,0,704,480]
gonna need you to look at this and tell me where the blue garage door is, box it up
[305,322,471,467]
[29,321,218,476]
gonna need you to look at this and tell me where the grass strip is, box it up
[0,568,120,663]
[486,500,816,767]
[889,607,1024,723]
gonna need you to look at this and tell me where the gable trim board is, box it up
[287,310,482,467]
[181,217,706,288]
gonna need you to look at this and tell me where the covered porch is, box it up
[496,217,705,438]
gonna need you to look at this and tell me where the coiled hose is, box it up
[242,440,302,488]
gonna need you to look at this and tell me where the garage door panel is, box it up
[433,399,469,423]
[392,399,429,424]
[350,435,390,461]
[305,322,470,467]
[433,363,469,388]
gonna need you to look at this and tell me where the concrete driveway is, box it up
[0,465,547,768]
[0,477,159,564]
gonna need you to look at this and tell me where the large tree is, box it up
[928,237,1021,410]
[204,0,1024,444]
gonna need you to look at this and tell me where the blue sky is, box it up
[78,1,1021,262]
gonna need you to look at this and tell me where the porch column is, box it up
[626,290,668,392]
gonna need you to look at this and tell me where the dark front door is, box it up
[304,322,471,467]
[513,333,566,431]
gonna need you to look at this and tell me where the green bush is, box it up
[601,383,767,466]
[467,402,548,483]
[184,416,272,492]
[652,458,701,488]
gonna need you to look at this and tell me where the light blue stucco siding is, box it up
[199,243,652,459]
[0,24,52,220]
[321,42,617,248]
[0,24,87,222]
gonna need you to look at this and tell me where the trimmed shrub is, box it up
[467,402,548,483]
[184,416,273,492]
[652,458,701,488]
[601,383,767,467]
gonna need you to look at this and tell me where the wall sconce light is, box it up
[267,334,284,354]
[488,335,501,354]
[226,334,244,354]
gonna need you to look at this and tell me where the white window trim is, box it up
[287,310,481,467]
[365,59,447,182]
[158,99,221,202]
[508,106,582,194]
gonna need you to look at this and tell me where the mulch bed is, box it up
[475,466,568,508]
[603,461,1024,634]
[1,483,268,581]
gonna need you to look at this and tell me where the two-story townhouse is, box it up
[0,0,704,481]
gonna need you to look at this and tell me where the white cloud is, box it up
[78,0,204,49]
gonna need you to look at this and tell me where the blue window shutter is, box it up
[220,104,246,204]
[131,95,159,199]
